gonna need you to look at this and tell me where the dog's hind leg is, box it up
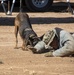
[14,25,19,49]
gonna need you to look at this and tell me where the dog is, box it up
[14,12,40,50]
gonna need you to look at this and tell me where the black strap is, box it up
[54,27,63,48]
[55,27,63,39]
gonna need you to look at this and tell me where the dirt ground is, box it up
[0,10,74,75]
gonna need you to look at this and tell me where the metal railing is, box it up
[0,0,15,15]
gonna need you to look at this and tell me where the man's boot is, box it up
[45,52,53,57]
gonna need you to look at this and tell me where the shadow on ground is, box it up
[0,2,74,26]
[0,17,74,26]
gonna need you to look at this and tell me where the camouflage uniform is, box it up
[43,27,74,57]
[31,27,74,57]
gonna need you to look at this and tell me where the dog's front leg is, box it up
[22,39,28,51]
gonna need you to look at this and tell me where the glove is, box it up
[28,46,37,53]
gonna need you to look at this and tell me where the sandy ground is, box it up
[0,9,74,75]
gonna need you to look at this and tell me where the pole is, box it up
[20,0,22,12]
[10,0,15,14]
[67,0,74,14]
[1,1,7,15]
[7,0,11,15]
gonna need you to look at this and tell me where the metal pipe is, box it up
[7,0,11,15]
[67,0,74,14]
[10,0,15,14]
[1,1,7,15]
[20,0,22,12]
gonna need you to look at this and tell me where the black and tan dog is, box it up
[14,12,40,50]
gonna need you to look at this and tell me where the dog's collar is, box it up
[25,28,32,31]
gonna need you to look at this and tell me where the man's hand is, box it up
[28,46,37,53]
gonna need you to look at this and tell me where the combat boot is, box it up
[45,52,53,57]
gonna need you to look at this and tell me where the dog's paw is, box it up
[22,47,28,51]
[14,47,19,49]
